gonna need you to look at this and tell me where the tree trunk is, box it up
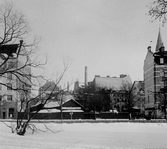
[17,122,27,136]
[129,113,132,120]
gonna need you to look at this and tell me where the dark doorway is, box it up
[9,108,14,118]
[3,112,6,119]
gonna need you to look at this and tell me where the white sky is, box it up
[1,0,167,90]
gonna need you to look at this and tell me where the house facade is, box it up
[144,29,167,116]
[0,41,31,119]
[31,91,85,119]
[91,74,133,112]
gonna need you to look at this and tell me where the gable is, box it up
[144,50,154,72]
[62,99,82,108]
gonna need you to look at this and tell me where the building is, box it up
[39,81,60,98]
[74,66,88,94]
[144,29,167,116]
[73,81,86,94]
[92,74,132,92]
[31,91,85,119]
[0,40,31,119]
[133,81,145,112]
[73,66,136,112]
[89,74,132,112]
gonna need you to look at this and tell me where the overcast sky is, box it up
[1,0,166,89]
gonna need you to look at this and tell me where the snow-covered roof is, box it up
[94,75,132,90]
[44,101,60,108]
[42,98,83,109]
[38,109,60,113]
[62,109,84,112]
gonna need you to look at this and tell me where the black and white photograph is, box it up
[0,0,167,148]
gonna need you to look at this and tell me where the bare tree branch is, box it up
[148,0,167,25]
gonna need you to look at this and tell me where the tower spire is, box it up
[155,28,164,52]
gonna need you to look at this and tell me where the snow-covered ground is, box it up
[0,121,167,149]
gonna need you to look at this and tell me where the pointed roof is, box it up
[155,28,164,52]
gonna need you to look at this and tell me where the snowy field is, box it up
[1,121,167,149]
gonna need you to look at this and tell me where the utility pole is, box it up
[128,81,136,120]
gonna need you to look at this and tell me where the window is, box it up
[9,108,14,118]
[7,95,12,101]
[7,73,12,80]
[0,95,2,101]
[7,83,12,90]
[148,95,150,103]
[165,72,167,77]
[160,58,164,64]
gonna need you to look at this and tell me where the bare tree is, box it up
[0,2,42,91]
[148,0,167,24]
[155,91,167,119]
[0,2,70,136]
[120,82,137,120]
[16,62,69,136]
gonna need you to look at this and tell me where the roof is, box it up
[143,49,154,72]
[44,101,60,108]
[0,40,23,59]
[94,75,132,90]
[155,28,164,52]
[33,98,84,111]
[38,109,60,113]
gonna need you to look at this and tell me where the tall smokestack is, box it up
[67,82,69,92]
[85,66,88,87]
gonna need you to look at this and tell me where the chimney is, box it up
[20,40,23,46]
[16,40,23,57]
[147,46,151,52]
[67,82,69,92]
[120,74,126,78]
[95,75,100,77]
[85,66,88,87]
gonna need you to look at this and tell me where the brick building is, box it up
[144,29,167,116]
